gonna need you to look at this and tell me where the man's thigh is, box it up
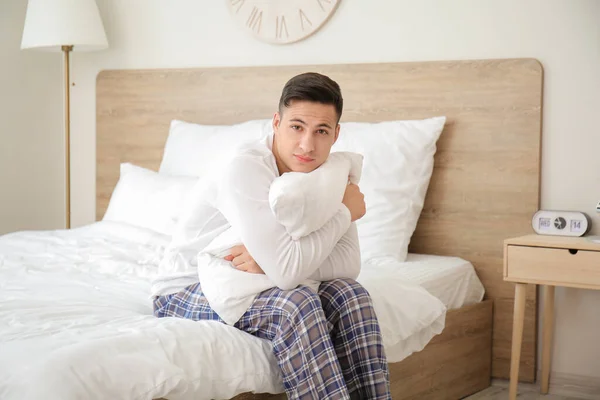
[153,282,223,322]
[235,285,325,339]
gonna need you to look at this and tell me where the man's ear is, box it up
[333,123,341,144]
[273,112,281,133]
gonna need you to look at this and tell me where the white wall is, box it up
[0,0,64,234]
[3,0,600,382]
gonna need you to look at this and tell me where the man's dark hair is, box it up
[278,72,343,122]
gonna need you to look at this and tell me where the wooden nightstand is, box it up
[503,234,600,400]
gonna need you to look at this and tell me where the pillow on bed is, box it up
[332,116,446,263]
[159,119,271,177]
[160,116,446,263]
[103,163,196,236]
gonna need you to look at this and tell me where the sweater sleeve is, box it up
[217,153,352,290]
[308,223,361,282]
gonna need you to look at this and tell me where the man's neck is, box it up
[272,135,291,176]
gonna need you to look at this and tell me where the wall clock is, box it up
[226,0,341,44]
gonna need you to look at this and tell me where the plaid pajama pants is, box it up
[153,278,391,400]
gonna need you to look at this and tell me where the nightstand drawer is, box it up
[506,245,600,286]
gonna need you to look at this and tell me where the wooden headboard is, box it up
[96,59,543,381]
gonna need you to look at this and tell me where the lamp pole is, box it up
[62,45,72,229]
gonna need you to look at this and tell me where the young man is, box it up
[152,73,391,399]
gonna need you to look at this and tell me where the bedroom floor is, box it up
[466,381,587,399]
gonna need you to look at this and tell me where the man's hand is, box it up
[342,183,366,222]
[224,245,265,274]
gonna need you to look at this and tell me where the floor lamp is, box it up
[21,0,108,229]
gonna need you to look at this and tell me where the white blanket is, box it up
[0,222,446,400]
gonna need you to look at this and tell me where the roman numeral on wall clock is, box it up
[276,16,289,39]
[231,0,245,14]
[227,0,340,44]
[247,6,262,33]
[299,9,312,31]
[316,0,332,12]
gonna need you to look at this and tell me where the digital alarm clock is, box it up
[532,210,591,237]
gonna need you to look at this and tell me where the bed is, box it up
[0,58,542,399]
[0,222,477,399]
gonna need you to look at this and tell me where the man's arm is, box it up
[308,223,361,281]
[218,153,353,290]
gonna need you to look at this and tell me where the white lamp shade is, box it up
[21,0,108,51]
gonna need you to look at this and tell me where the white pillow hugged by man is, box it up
[197,151,363,325]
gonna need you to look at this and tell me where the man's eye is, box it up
[291,125,301,130]
[317,129,328,135]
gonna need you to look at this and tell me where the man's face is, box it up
[272,100,340,174]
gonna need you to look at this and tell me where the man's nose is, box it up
[299,132,315,153]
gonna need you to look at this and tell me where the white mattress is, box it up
[0,222,446,400]
[395,254,485,309]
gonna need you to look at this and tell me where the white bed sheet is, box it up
[360,254,485,310]
[397,254,485,309]
[0,222,446,400]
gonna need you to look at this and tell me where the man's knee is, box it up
[279,286,323,321]
[323,278,370,300]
